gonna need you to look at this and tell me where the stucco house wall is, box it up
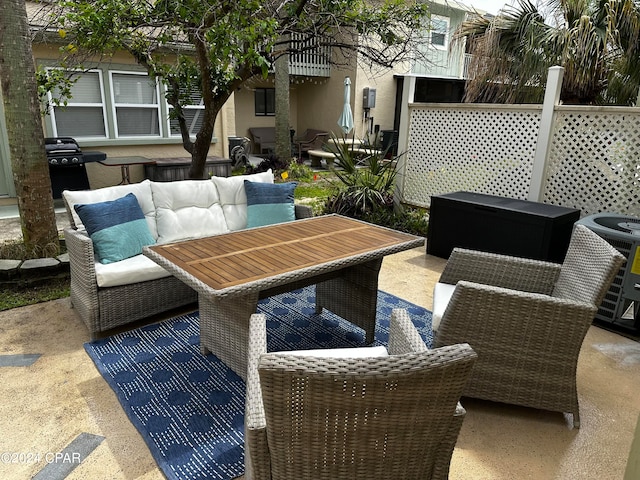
[0,29,236,195]
[233,65,360,149]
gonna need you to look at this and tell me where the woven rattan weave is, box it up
[245,308,477,480]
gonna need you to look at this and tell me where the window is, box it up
[109,71,161,137]
[48,69,108,138]
[430,15,449,49]
[254,88,275,116]
[44,66,209,143]
[168,88,205,137]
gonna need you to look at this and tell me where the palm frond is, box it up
[456,0,640,105]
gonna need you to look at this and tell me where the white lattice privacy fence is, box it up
[399,82,640,218]
[545,107,640,217]
[402,105,540,206]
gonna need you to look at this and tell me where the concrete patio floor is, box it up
[1,231,640,478]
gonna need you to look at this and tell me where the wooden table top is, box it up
[145,215,424,293]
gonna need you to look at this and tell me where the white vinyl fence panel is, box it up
[402,104,541,207]
[400,102,640,218]
[544,106,640,217]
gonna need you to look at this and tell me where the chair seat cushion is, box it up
[276,345,388,358]
[95,254,170,287]
[432,282,457,331]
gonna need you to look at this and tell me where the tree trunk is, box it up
[189,134,210,179]
[188,98,217,179]
[187,36,217,179]
[0,0,59,251]
[275,49,291,163]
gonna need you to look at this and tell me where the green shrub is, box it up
[287,161,315,182]
[324,134,398,216]
[245,154,290,178]
[362,206,429,237]
[322,134,427,236]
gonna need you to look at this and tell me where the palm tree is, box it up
[456,0,640,105]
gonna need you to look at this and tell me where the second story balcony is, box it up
[288,32,332,77]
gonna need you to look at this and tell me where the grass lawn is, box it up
[0,278,70,311]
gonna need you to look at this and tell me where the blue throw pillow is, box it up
[245,180,297,228]
[74,193,156,264]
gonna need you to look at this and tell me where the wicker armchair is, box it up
[432,224,625,428]
[245,309,477,480]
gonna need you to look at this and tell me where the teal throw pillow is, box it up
[74,193,156,264]
[245,180,297,228]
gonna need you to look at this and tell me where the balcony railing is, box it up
[462,53,473,79]
[288,32,331,77]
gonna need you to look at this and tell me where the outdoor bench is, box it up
[307,146,385,169]
[307,149,337,168]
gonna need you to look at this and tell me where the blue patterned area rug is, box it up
[84,286,433,480]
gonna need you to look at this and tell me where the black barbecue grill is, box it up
[45,137,106,198]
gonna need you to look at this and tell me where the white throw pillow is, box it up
[211,169,274,231]
[151,180,228,243]
[276,345,388,358]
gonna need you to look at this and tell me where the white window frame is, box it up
[109,70,162,139]
[47,68,109,140]
[167,89,205,138]
[430,15,450,50]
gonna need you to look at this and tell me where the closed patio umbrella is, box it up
[337,76,354,135]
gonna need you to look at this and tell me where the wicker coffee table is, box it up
[144,214,424,380]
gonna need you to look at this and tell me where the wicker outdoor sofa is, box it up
[62,169,311,340]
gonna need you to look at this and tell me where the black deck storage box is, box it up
[427,191,581,263]
[145,157,232,181]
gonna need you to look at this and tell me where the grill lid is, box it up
[45,137,82,154]
[45,137,85,165]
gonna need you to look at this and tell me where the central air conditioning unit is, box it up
[576,213,640,335]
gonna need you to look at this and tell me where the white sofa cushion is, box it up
[276,345,389,358]
[211,169,274,231]
[94,253,170,287]
[432,282,457,332]
[63,180,157,239]
[151,180,228,244]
